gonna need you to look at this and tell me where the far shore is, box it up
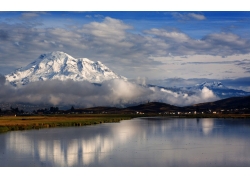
[1,113,250,133]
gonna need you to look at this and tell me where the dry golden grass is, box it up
[0,114,141,133]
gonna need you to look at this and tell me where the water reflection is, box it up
[196,118,200,124]
[1,118,250,166]
[1,123,139,166]
[201,118,214,135]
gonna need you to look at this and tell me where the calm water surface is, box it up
[1,117,250,167]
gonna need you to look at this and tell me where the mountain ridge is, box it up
[61,95,250,114]
[1,94,250,113]
[78,95,250,113]
[188,95,250,110]
[148,81,250,99]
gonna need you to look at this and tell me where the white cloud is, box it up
[187,13,206,20]
[172,12,206,21]
[80,17,132,44]
[0,78,219,107]
[1,17,250,80]
[145,29,250,57]
[144,28,190,42]
[200,87,216,99]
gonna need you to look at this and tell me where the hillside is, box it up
[122,102,182,113]
[187,95,250,111]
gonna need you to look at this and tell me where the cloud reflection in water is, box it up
[1,118,250,166]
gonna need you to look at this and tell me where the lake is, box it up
[1,117,250,167]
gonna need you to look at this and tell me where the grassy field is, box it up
[1,113,250,133]
[0,114,144,133]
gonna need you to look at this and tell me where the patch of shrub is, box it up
[0,126,9,133]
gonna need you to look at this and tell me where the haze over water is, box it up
[1,117,250,167]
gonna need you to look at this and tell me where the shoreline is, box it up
[1,114,250,133]
[0,114,144,133]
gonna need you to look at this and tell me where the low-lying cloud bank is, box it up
[0,78,219,108]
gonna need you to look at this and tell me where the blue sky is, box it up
[1,10,250,90]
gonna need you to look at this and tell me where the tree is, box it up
[50,107,59,112]
[196,106,200,113]
[10,106,19,113]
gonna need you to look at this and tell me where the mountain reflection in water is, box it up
[1,118,250,167]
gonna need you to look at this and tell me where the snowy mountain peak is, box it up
[196,81,227,90]
[5,51,127,86]
[40,51,73,59]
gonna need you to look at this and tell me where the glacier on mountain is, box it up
[148,81,250,99]
[194,81,227,89]
[5,51,126,86]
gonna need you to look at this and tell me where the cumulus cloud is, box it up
[200,87,215,99]
[79,17,133,50]
[187,13,206,20]
[1,17,249,63]
[0,79,219,108]
[145,29,250,56]
[201,33,250,54]
[1,16,250,79]
[136,77,148,86]
[144,28,190,43]
[157,86,218,106]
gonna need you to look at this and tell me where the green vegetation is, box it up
[0,126,9,133]
[0,114,145,133]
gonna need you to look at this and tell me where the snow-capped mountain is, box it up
[189,81,250,98]
[149,81,250,99]
[195,81,227,89]
[5,51,126,86]
[182,81,228,92]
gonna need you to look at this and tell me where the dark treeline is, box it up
[1,95,250,116]
[0,106,24,115]
[0,106,64,116]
